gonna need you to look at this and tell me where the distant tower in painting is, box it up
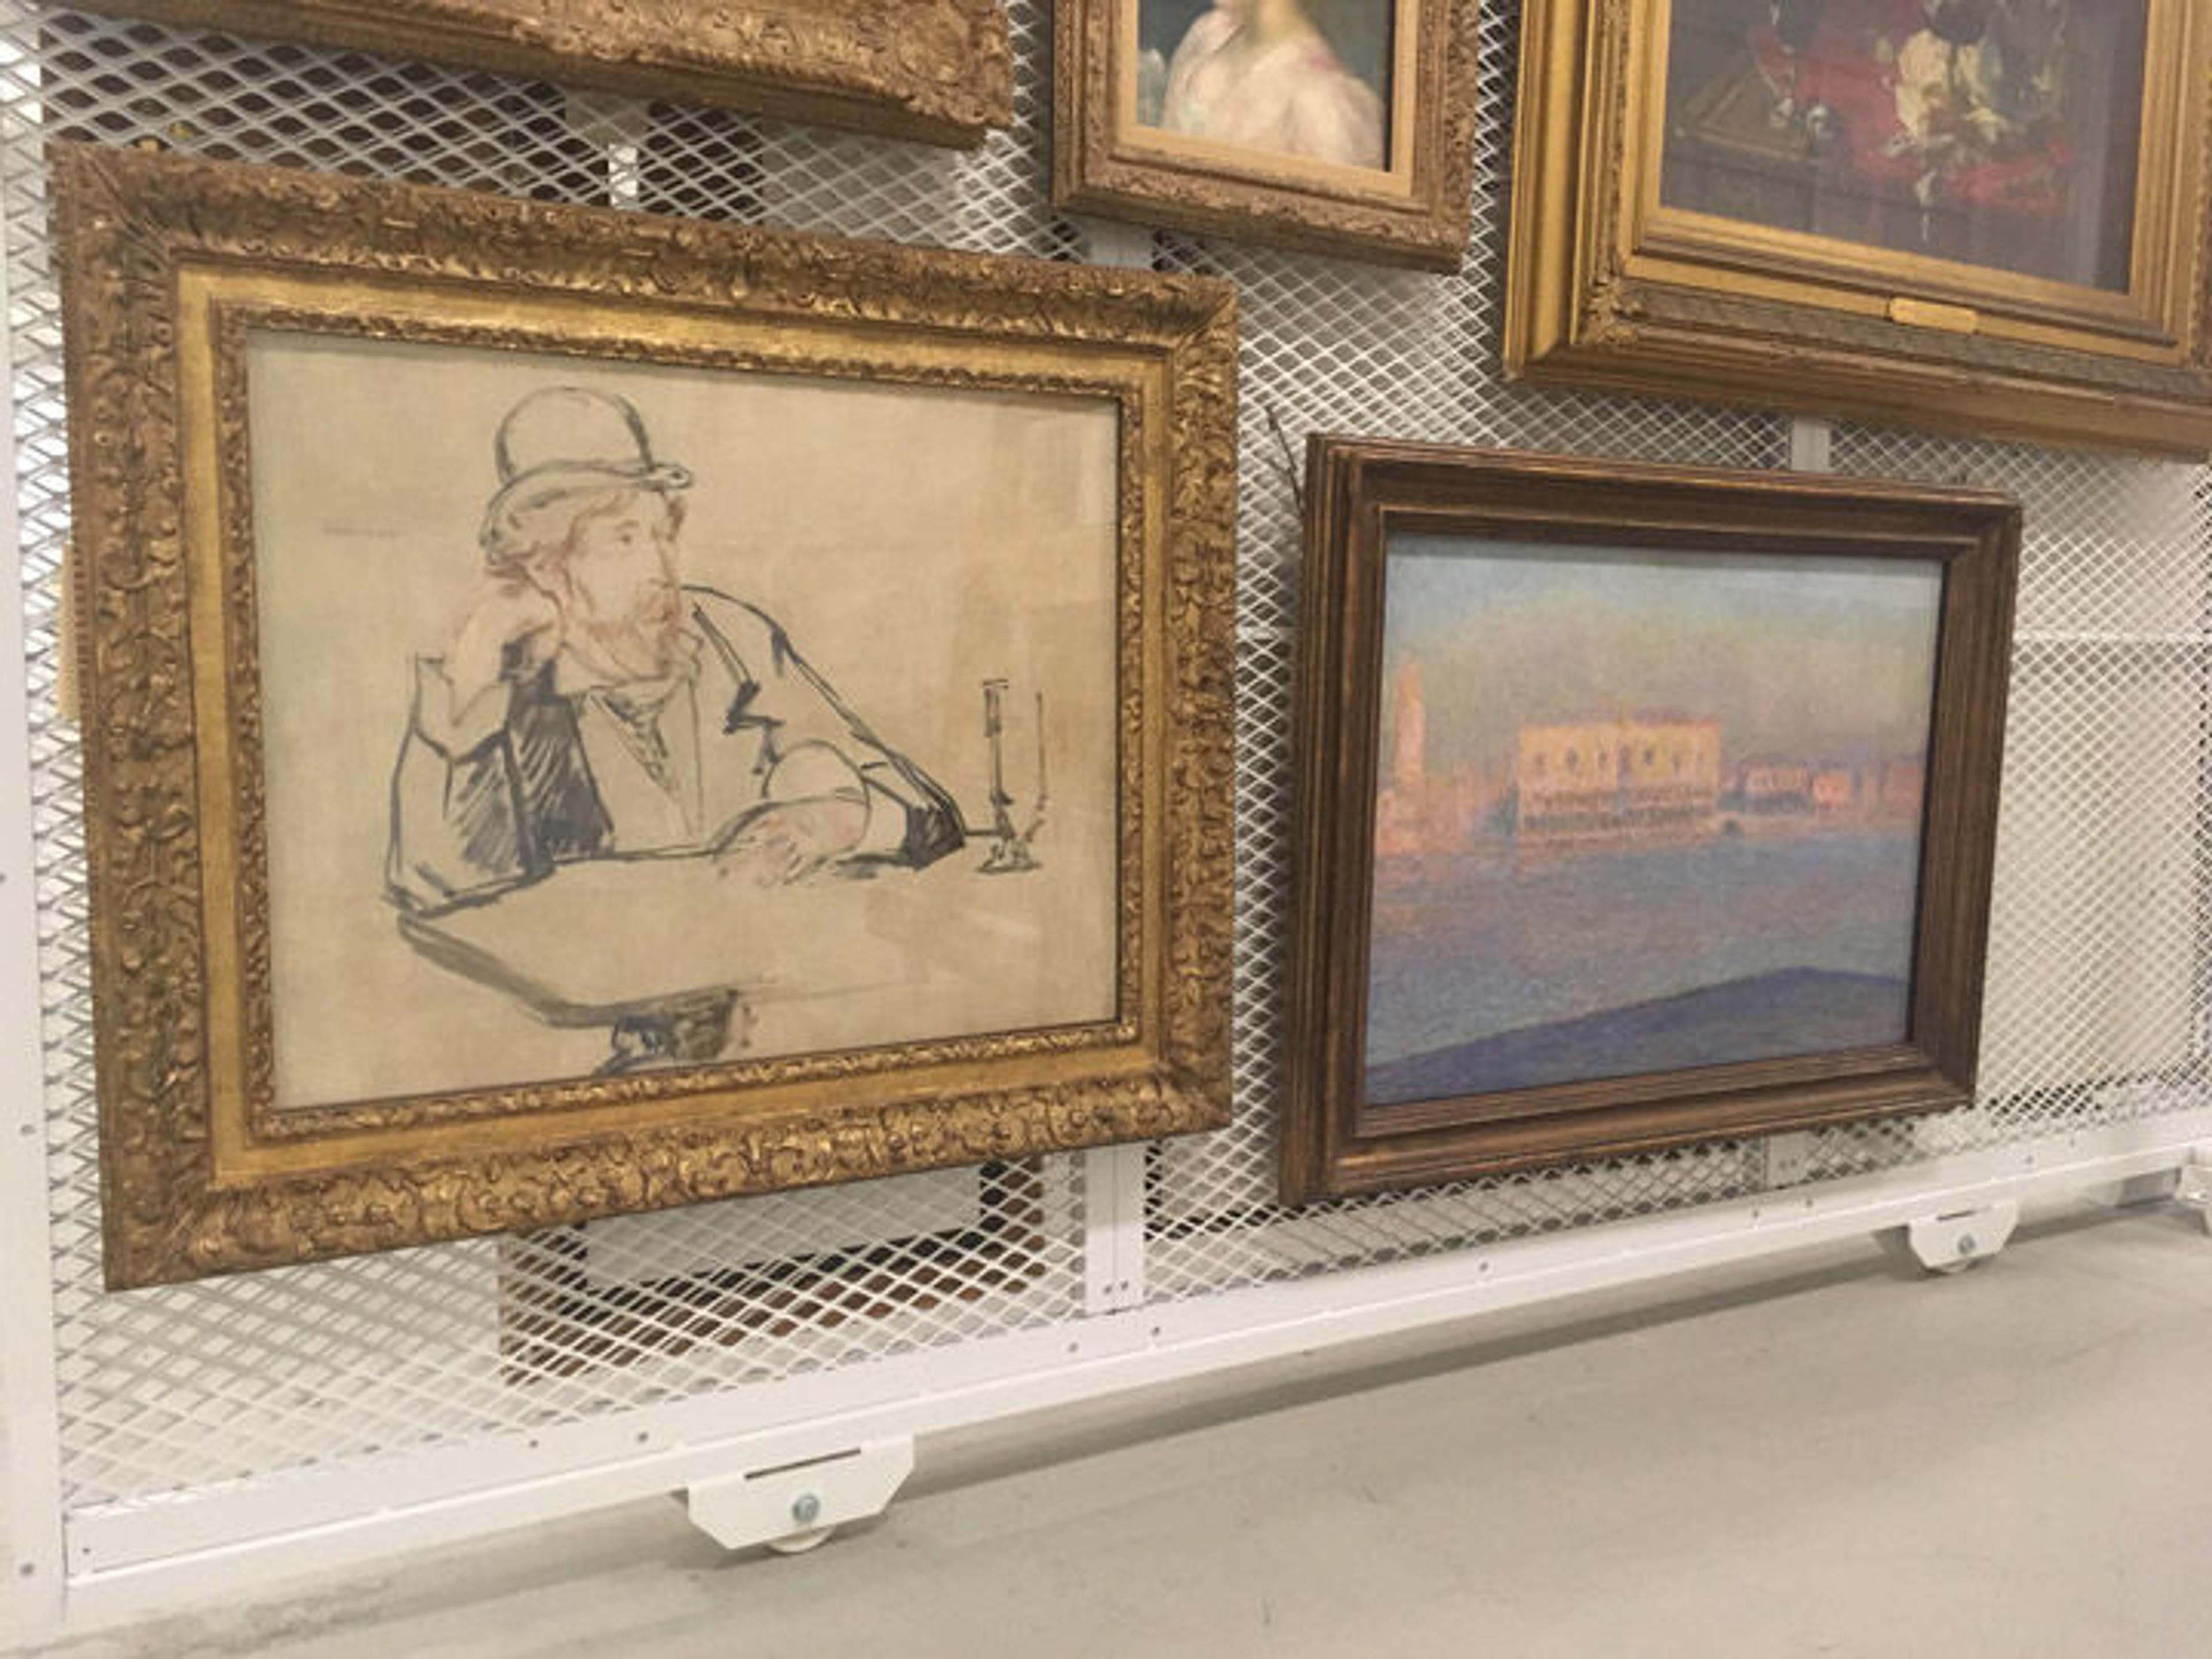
[1374,657,1425,857]
[1392,658,1426,793]
[1374,656,1489,859]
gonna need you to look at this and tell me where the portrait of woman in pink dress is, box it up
[1138,0,1391,172]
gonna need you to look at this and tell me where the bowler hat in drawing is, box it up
[479,386,692,554]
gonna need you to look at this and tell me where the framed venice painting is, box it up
[1283,440,2018,1202]
[58,1,1014,147]
[1505,0,2212,456]
[55,143,1236,1286]
[1053,0,1483,268]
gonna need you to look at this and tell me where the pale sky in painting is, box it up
[1380,536,1944,776]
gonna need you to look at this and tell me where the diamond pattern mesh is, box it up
[4,0,2205,1528]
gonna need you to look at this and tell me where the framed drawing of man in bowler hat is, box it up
[55,145,1237,1286]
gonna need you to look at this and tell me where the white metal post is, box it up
[565,89,651,211]
[1787,414,1834,474]
[0,209,68,1643]
[2177,1147,2212,1235]
[1077,215,1156,273]
[1081,1144,1149,1315]
[1074,210,1158,1323]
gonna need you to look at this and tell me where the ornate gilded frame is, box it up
[1504,0,2212,457]
[60,1,1013,147]
[1052,1,1482,269]
[55,142,1237,1287]
[1285,440,2018,1202]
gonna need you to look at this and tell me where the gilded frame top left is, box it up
[54,141,1238,1287]
[58,0,1014,147]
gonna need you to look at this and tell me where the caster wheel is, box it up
[764,1523,837,1555]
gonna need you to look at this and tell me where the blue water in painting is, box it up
[1362,832,1921,1104]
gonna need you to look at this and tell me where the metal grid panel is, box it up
[3,2,1095,1518]
[1794,430,2211,1180]
[1143,0,1786,1297]
[3,0,2205,1527]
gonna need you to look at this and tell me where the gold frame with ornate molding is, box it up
[54,142,1237,1289]
[1504,0,2212,457]
[60,0,1013,147]
[1052,1,1482,269]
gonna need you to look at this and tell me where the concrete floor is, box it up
[10,1197,2212,1657]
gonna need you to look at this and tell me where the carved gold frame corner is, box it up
[1052,1,1482,270]
[58,1,1014,147]
[1504,0,2212,457]
[54,141,1238,1288]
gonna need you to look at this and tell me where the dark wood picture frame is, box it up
[1052,0,1483,270]
[1283,440,2020,1203]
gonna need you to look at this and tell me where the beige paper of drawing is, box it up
[247,332,1120,1111]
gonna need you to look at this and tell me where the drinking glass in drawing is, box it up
[1660,0,2148,290]
[1362,539,1944,1107]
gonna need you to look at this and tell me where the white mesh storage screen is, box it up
[3,0,2205,1552]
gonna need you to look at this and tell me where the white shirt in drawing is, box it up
[1157,7,1387,171]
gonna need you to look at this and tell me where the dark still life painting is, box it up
[1661,0,2149,290]
[1362,543,1941,1107]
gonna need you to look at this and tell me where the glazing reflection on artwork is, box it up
[248,334,1120,1112]
[1135,0,1395,169]
[1362,540,1943,1107]
[1661,0,2147,290]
